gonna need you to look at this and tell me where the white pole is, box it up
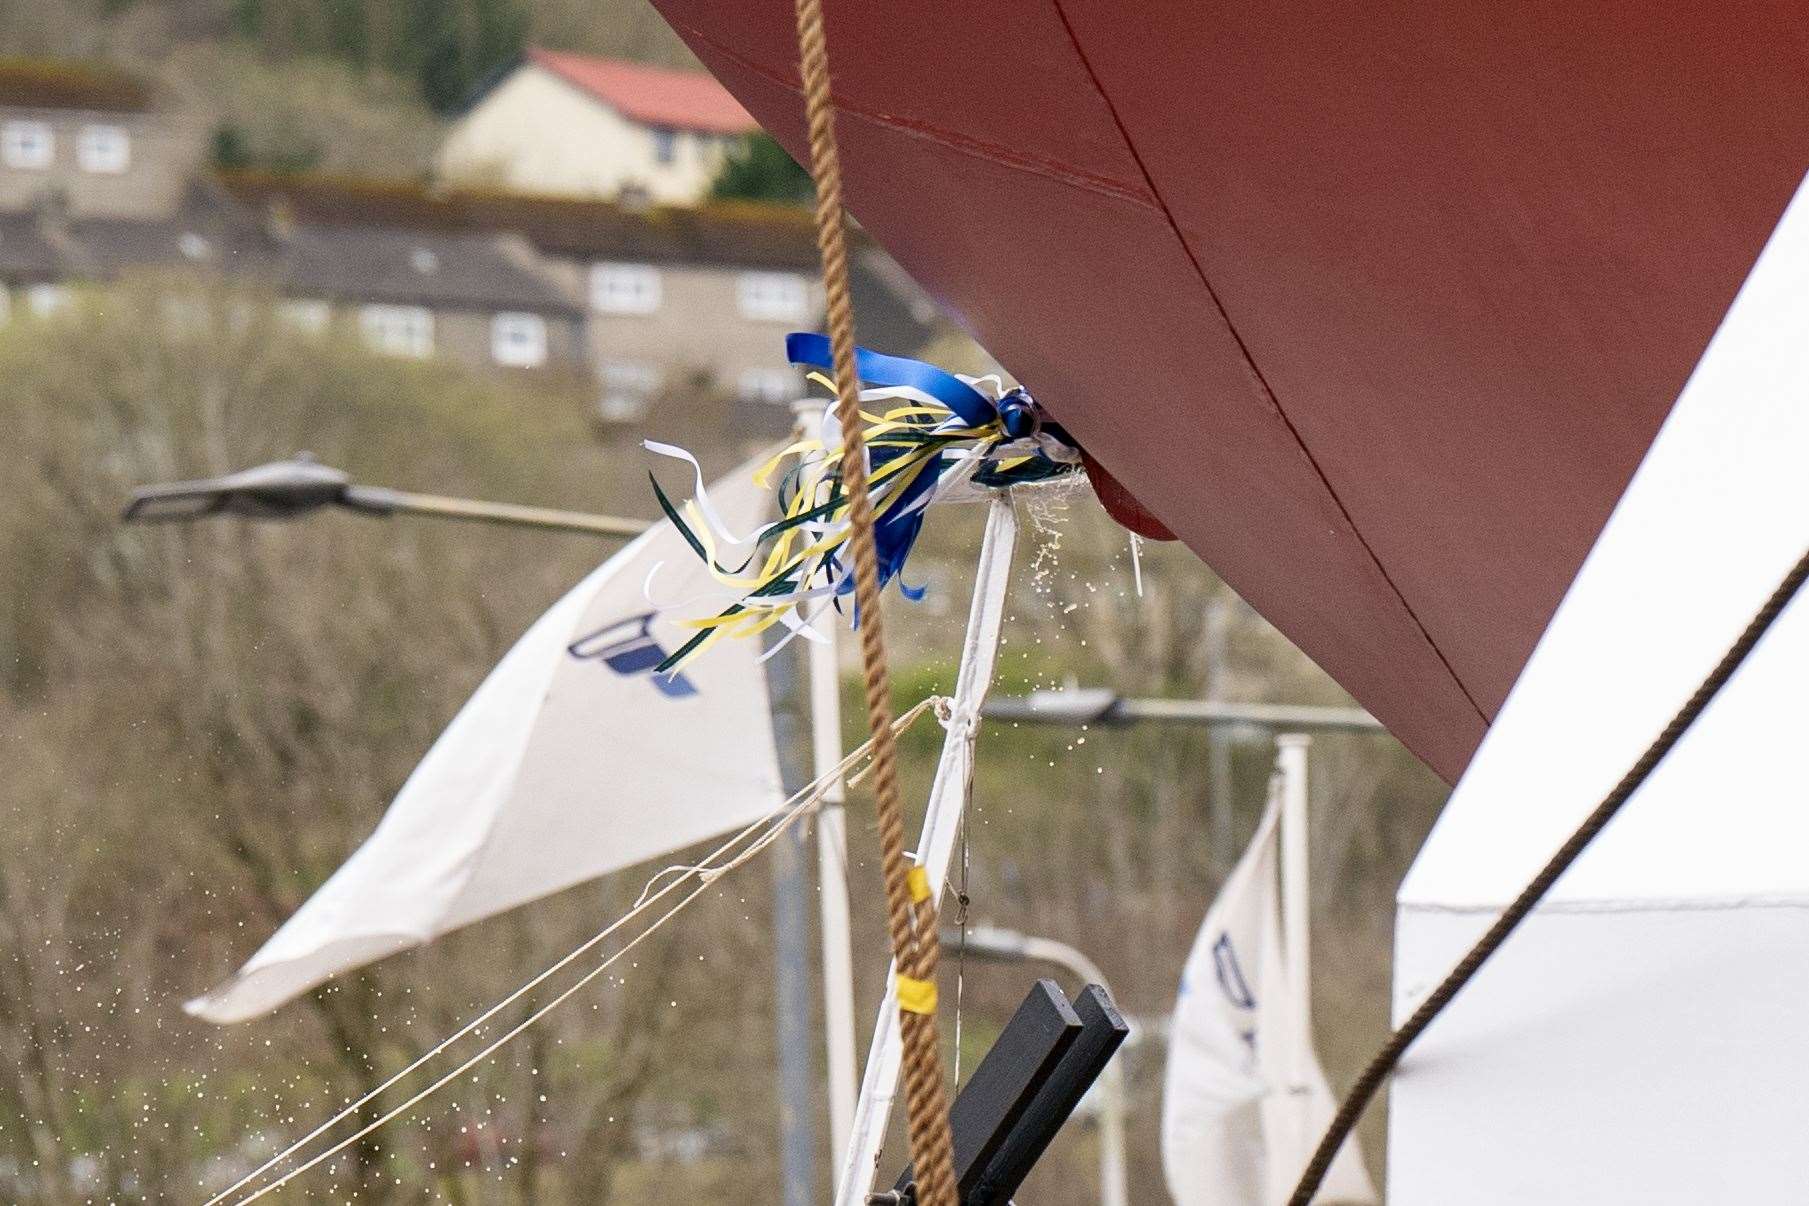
[809,611,859,1178]
[1097,1057,1130,1206]
[1274,734,1314,1192]
[794,399,861,1180]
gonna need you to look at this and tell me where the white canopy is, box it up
[189,455,782,1024]
[1388,172,1809,1201]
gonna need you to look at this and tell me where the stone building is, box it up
[0,179,586,374]
[217,173,940,433]
[0,60,203,219]
[0,57,941,425]
[268,214,587,372]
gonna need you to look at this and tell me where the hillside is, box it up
[0,0,695,176]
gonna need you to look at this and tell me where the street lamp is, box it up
[124,448,829,1203]
[982,685,1388,884]
[981,687,1385,733]
[122,453,648,539]
[943,923,1130,1206]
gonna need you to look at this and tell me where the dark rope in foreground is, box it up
[1289,543,1809,1204]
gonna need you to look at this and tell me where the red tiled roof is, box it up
[526,49,755,135]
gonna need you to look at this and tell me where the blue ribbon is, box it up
[786,332,1077,621]
[786,332,998,428]
[866,441,937,597]
[788,330,990,597]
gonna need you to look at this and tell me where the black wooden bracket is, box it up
[881,979,1129,1205]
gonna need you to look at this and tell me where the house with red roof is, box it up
[437,49,758,206]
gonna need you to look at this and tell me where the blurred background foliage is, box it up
[708,133,813,205]
[0,270,1448,1202]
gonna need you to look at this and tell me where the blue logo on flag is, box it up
[1212,932,1257,1011]
[567,613,697,698]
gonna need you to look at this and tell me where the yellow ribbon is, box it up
[657,384,1013,673]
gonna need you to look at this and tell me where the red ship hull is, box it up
[653,0,1809,779]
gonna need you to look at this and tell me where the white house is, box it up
[437,49,757,205]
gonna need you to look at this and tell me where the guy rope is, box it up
[1288,542,1809,1203]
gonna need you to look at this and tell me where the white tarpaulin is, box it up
[1389,171,1809,1201]
[1162,783,1374,1205]
[189,454,782,1024]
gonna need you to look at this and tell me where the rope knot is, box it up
[934,699,979,742]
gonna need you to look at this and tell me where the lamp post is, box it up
[980,687,1385,733]
[122,453,648,538]
[941,923,1130,1206]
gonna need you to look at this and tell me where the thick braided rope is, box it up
[1289,543,1809,1203]
[790,0,959,1202]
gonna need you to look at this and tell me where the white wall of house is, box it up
[436,64,735,204]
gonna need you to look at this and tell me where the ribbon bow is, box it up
[646,336,1082,671]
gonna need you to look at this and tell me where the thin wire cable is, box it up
[227,878,714,1205]
[1289,544,1809,1204]
[204,850,712,1206]
[209,696,944,1205]
[791,0,959,1199]
[952,814,971,1090]
[223,700,941,1203]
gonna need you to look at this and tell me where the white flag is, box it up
[1162,783,1376,1204]
[188,452,783,1023]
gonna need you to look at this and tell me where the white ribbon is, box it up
[643,439,773,547]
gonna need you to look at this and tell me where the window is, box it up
[651,126,678,166]
[77,124,129,174]
[2,120,52,170]
[491,311,548,367]
[26,284,70,317]
[359,304,433,358]
[589,262,661,314]
[598,360,661,423]
[736,272,812,323]
[737,367,802,405]
[279,299,331,333]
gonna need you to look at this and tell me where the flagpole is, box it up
[1275,734,1315,1192]
[809,605,859,1174]
[794,401,861,1179]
